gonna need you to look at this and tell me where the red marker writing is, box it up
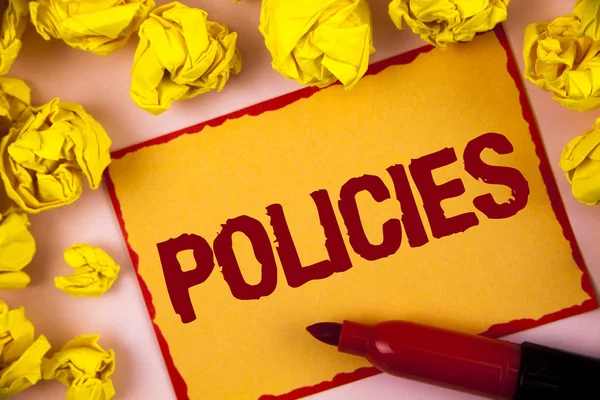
[306,320,600,399]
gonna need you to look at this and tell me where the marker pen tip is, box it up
[306,322,342,347]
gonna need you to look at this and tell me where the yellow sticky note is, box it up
[106,30,596,399]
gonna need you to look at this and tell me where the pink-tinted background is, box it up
[3,0,599,399]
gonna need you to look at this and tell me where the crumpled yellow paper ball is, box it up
[0,77,31,134]
[0,0,29,76]
[42,334,115,400]
[130,2,242,115]
[0,212,35,290]
[55,244,120,297]
[29,0,155,56]
[575,0,600,40]
[0,79,31,221]
[0,98,112,213]
[524,15,600,112]
[560,118,600,205]
[259,0,374,89]
[0,300,51,397]
[388,0,510,49]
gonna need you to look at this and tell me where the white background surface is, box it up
[3,0,600,399]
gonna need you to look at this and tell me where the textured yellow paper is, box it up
[55,244,120,297]
[130,2,241,115]
[259,0,374,89]
[523,15,600,112]
[42,334,115,400]
[389,0,509,48]
[0,77,31,133]
[0,0,29,76]
[108,33,592,399]
[560,117,600,205]
[0,99,112,213]
[0,300,51,397]
[30,0,154,55]
[575,0,600,40]
[0,212,35,289]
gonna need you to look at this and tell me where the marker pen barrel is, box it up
[337,320,600,399]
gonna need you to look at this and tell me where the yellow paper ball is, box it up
[0,212,35,289]
[575,0,600,40]
[42,334,116,400]
[0,99,112,213]
[0,301,51,396]
[259,0,375,89]
[560,118,600,205]
[29,0,155,55]
[0,77,31,135]
[55,244,120,297]
[389,0,510,49]
[524,15,600,112]
[130,2,242,115]
[0,0,30,75]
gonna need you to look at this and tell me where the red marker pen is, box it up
[306,320,600,399]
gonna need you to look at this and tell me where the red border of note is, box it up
[104,25,598,400]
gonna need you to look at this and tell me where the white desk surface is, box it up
[5,0,600,399]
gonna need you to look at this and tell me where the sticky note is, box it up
[106,27,597,400]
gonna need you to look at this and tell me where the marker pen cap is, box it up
[516,342,600,400]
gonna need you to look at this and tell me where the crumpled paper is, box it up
[29,0,155,56]
[575,0,600,40]
[0,77,31,135]
[388,0,510,49]
[0,98,112,213]
[55,244,120,297]
[43,335,115,400]
[130,2,242,115]
[0,0,29,76]
[0,300,51,398]
[259,0,374,89]
[0,212,35,289]
[560,117,600,205]
[0,79,31,217]
[524,15,600,112]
